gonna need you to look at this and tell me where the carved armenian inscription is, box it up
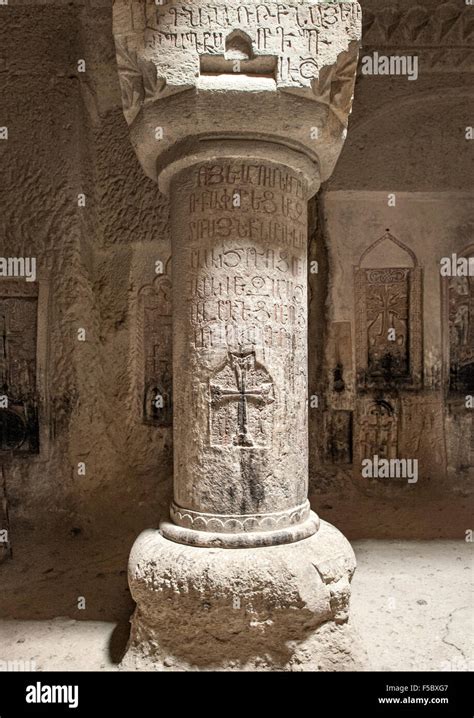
[186,163,307,351]
[210,350,275,448]
[190,164,306,248]
[143,1,362,89]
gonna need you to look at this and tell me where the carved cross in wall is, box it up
[211,350,273,447]
[367,284,407,343]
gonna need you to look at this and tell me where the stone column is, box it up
[113,0,367,671]
[164,157,317,548]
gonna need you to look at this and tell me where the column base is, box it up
[121,520,368,671]
[161,504,319,548]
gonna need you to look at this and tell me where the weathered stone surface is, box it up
[123,520,367,671]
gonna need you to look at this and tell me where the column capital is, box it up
[113,0,362,192]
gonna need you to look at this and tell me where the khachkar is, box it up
[113,0,366,670]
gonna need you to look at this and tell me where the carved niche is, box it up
[446,245,474,394]
[209,349,275,449]
[354,232,423,390]
[354,397,399,471]
[0,281,39,454]
[138,264,173,427]
[323,410,353,464]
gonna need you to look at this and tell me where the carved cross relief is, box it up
[358,399,399,462]
[210,349,274,448]
[352,233,422,483]
[354,232,423,390]
[366,268,409,379]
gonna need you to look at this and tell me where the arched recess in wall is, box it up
[137,258,173,427]
[442,243,474,396]
[354,231,423,390]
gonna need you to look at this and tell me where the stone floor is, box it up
[0,540,472,672]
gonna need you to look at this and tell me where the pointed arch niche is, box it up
[354,231,423,390]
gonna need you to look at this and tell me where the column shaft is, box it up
[162,159,318,546]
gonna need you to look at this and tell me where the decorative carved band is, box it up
[170,499,312,534]
[362,2,474,48]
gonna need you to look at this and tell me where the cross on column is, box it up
[211,351,272,447]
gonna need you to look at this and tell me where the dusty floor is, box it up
[0,539,472,672]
